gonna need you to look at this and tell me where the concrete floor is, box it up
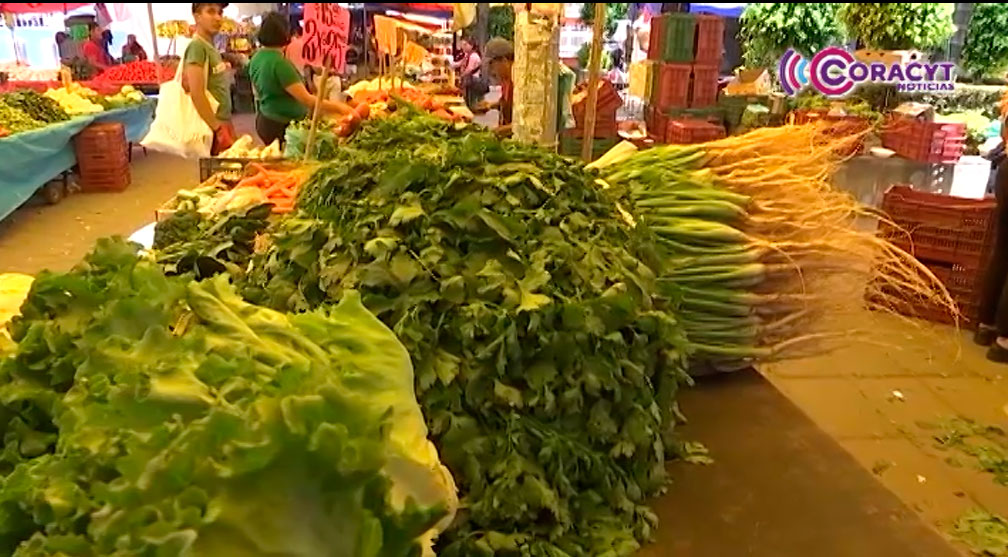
[0,119,1004,555]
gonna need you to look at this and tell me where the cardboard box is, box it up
[723,68,771,96]
[854,49,926,66]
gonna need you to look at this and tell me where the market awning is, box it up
[0,3,90,14]
[366,3,454,18]
[689,3,746,17]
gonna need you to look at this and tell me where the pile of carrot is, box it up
[235,163,304,214]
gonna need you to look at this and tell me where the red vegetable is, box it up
[94,61,173,84]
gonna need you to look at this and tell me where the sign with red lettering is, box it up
[302,3,350,73]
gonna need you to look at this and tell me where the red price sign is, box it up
[302,3,351,73]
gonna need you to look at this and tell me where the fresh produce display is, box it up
[594,126,951,366]
[217,135,284,159]
[0,273,33,345]
[243,112,691,555]
[233,163,310,214]
[154,201,273,277]
[0,238,457,555]
[155,19,192,38]
[95,60,174,84]
[0,98,44,134]
[0,90,68,123]
[0,104,958,556]
[0,62,58,82]
[43,82,105,115]
[66,56,99,81]
[96,85,147,109]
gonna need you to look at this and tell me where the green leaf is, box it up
[493,381,523,408]
[389,204,425,227]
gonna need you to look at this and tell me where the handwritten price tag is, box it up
[302,3,350,73]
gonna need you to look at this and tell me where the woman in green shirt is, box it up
[248,13,353,145]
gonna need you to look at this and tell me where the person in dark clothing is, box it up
[976,122,1008,361]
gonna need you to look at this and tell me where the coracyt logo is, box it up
[778,47,956,97]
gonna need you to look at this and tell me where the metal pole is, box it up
[581,2,605,162]
[146,3,160,62]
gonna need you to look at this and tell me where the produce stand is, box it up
[0,101,155,221]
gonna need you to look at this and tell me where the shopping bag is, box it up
[141,62,219,158]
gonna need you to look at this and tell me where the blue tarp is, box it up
[689,3,747,17]
[0,101,154,222]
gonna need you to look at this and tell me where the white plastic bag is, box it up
[141,62,219,158]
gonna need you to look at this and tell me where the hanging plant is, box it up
[738,3,844,69]
[961,3,1008,80]
[838,3,955,50]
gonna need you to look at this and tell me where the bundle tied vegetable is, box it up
[242,112,694,556]
[595,124,956,368]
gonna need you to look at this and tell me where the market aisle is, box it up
[0,150,196,273]
[763,311,1008,552]
[647,370,959,557]
[0,115,256,274]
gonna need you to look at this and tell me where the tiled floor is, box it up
[764,311,1008,541]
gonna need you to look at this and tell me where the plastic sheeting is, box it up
[0,101,154,221]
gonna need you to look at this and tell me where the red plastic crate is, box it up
[878,185,996,265]
[648,15,665,61]
[74,122,131,192]
[871,259,982,327]
[665,118,726,144]
[881,116,966,163]
[655,62,691,110]
[652,109,670,139]
[572,81,623,123]
[690,64,719,107]
[693,14,724,64]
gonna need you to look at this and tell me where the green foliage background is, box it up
[580,2,629,38]
[838,3,955,50]
[488,4,514,40]
[961,3,1008,79]
[738,3,844,68]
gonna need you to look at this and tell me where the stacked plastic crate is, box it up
[881,116,967,164]
[645,13,725,142]
[875,185,997,326]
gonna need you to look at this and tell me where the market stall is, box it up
[0,88,153,220]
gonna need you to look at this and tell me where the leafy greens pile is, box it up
[0,238,456,556]
[154,203,272,278]
[242,112,692,555]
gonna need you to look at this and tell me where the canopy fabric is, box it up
[367,3,454,17]
[0,3,90,14]
[689,3,747,17]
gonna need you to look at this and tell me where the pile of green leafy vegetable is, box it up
[153,202,272,278]
[0,238,456,556]
[0,90,68,124]
[242,111,692,555]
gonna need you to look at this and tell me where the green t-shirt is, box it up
[248,49,308,123]
[183,37,232,121]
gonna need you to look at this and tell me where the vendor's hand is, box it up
[214,124,235,152]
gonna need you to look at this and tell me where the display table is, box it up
[0,101,155,221]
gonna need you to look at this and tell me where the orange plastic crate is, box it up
[878,185,996,266]
[690,64,719,108]
[693,15,724,64]
[665,117,726,144]
[655,62,691,110]
[881,116,966,163]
